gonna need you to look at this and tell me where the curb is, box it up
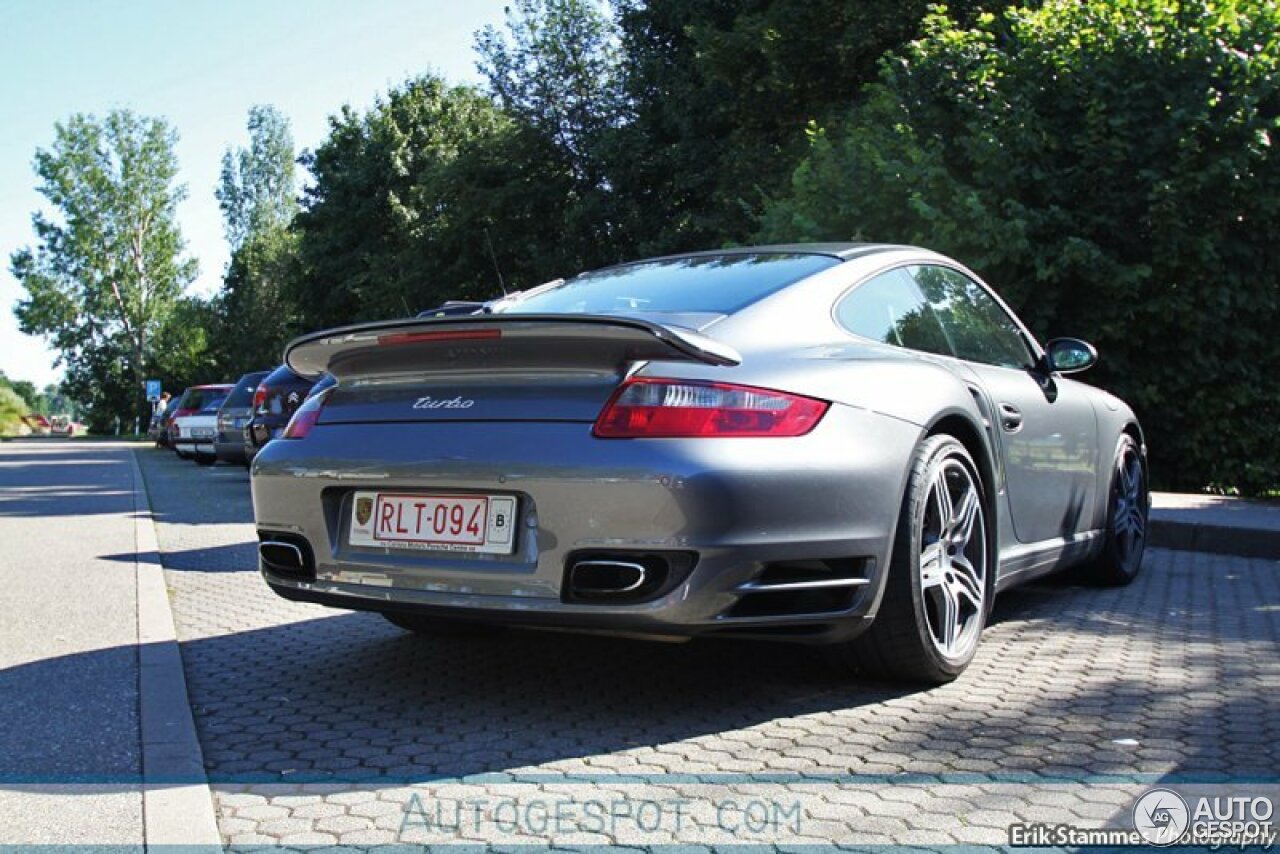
[130,450,223,851]
[1149,518,1280,561]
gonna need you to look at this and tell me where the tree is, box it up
[760,0,1280,493]
[216,105,297,251]
[475,0,628,266]
[290,75,529,329]
[477,0,622,176]
[608,0,1012,255]
[0,386,27,435]
[214,105,300,372]
[11,110,196,429]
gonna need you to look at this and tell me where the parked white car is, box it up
[171,385,231,464]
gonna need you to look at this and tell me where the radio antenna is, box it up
[483,227,508,297]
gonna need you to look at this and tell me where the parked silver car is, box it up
[251,244,1148,683]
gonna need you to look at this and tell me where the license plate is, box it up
[348,491,517,554]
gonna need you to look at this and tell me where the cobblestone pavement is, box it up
[136,447,1280,849]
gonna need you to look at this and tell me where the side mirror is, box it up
[1045,338,1098,374]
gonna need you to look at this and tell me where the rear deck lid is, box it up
[285,314,740,424]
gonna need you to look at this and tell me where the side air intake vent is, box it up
[725,557,871,618]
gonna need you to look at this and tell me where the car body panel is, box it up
[253,403,915,641]
[244,366,315,462]
[216,371,268,464]
[172,413,220,459]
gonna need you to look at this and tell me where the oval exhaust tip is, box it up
[259,541,304,570]
[570,560,647,595]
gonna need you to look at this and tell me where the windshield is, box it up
[499,253,838,317]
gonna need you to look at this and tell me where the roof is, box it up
[593,243,911,272]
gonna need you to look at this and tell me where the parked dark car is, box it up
[244,366,334,464]
[215,371,269,465]
[416,301,486,318]
[150,397,179,447]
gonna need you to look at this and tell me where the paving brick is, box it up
[133,449,1280,850]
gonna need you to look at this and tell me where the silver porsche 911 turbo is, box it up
[251,243,1149,683]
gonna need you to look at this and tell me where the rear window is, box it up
[500,253,839,316]
[225,373,267,408]
[198,396,226,414]
[180,388,228,412]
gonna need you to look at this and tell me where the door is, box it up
[907,265,1099,544]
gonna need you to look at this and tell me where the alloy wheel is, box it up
[1112,444,1147,570]
[919,457,987,660]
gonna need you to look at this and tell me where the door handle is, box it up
[999,403,1023,433]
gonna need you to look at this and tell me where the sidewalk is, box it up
[0,439,218,848]
[1151,491,1280,559]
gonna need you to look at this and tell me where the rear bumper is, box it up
[251,408,919,641]
[215,435,247,463]
[173,438,216,456]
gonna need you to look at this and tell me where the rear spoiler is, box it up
[284,314,742,380]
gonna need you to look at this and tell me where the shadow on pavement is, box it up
[3,560,1275,793]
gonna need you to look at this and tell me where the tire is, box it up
[382,612,502,637]
[837,435,992,684]
[1078,434,1148,586]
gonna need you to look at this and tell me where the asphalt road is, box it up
[123,444,1280,848]
[0,441,142,845]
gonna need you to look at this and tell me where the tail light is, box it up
[594,378,829,438]
[252,384,267,412]
[379,328,502,346]
[281,389,332,439]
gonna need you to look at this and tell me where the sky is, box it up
[0,0,510,389]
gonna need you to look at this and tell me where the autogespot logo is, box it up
[1134,788,1190,846]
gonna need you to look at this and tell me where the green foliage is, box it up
[290,75,575,330]
[476,0,630,269]
[0,385,28,435]
[150,296,221,392]
[760,0,1280,493]
[10,110,196,430]
[216,105,297,252]
[214,106,300,373]
[608,0,1011,253]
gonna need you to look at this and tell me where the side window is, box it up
[835,268,954,358]
[909,266,1033,369]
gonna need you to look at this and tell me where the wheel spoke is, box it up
[951,487,980,548]
[1117,458,1133,498]
[1124,454,1143,503]
[1114,501,1130,536]
[920,542,945,588]
[938,585,960,651]
[1128,505,1145,538]
[949,555,984,608]
[932,470,954,535]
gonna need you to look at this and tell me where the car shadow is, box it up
[98,542,256,573]
[7,550,1275,794]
